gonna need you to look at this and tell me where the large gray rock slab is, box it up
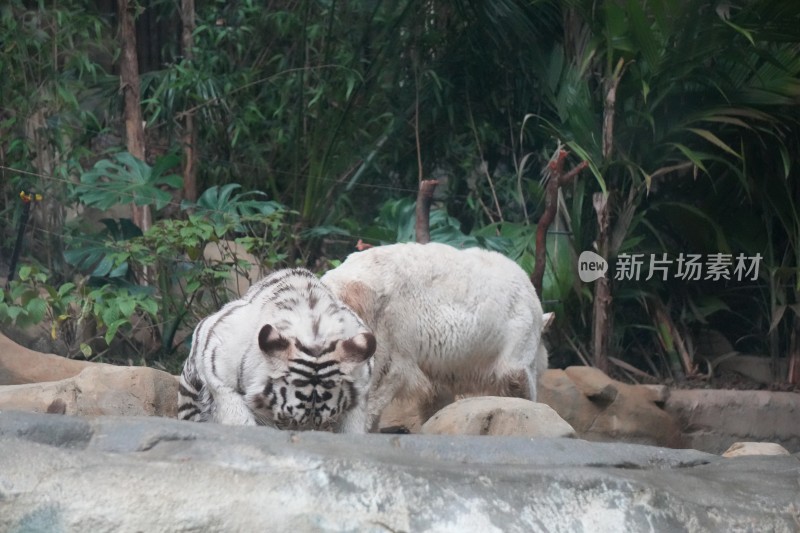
[0,411,798,532]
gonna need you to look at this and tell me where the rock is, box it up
[722,442,791,458]
[0,364,178,418]
[420,397,576,438]
[1,411,799,532]
[379,397,425,433]
[538,367,684,448]
[715,354,788,385]
[666,389,800,454]
[564,366,619,405]
[0,332,91,385]
[639,384,669,406]
[203,240,264,297]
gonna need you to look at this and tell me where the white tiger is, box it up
[320,242,548,431]
[178,268,376,433]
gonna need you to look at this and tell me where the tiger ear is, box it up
[341,332,376,363]
[258,324,290,355]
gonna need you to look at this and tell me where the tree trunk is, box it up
[592,192,611,373]
[591,58,625,374]
[789,315,800,385]
[118,0,150,232]
[415,180,438,244]
[180,0,198,203]
[532,150,587,301]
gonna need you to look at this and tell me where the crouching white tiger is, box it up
[178,268,376,433]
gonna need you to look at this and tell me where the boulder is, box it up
[666,389,800,454]
[0,332,91,385]
[380,397,425,433]
[203,240,264,297]
[0,364,178,418]
[1,411,799,532]
[722,442,791,458]
[715,354,788,385]
[420,397,576,438]
[538,367,684,448]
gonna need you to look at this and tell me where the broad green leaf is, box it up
[25,297,47,324]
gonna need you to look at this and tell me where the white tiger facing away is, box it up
[320,242,548,430]
[178,268,376,433]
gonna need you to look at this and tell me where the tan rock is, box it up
[0,332,91,385]
[564,366,618,404]
[0,364,178,418]
[539,368,683,448]
[722,442,791,458]
[203,240,264,297]
[379,398,425,433]
[639,384,670,406]
[665,389,800,454]
[715,354,788,385]
[420,397,576,438]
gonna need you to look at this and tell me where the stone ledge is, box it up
[1,411,799,532]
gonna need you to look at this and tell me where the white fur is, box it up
[321,242,548,429]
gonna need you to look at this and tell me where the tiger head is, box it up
[251,324,376,430]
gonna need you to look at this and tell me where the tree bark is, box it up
[532,150,587,298]
[591,58,625,374]
[415,180,438,244]
[180,0,198,203]
[592,192,611,374]
[789,315,800,385]
[118,0,150,232]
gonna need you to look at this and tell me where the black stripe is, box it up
[274,297,300,310]
[295,389,334,403]
[178,383,199,400]
[236,357,246,395]
[288,366,318,381]
[279,386,287,408]
[178,404,201,416]
[258,269,302,291]
[269,284,293,299]
[211,346,219,379]
[291,359,339,372]
[186,317,207,366]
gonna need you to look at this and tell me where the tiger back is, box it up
[178,268,376,433]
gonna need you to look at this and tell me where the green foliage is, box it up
[63,218,142,278]
[2,0,800,382]
[181,184,286,234]
[0,266,157,357]
[0,266,52,329]
[76,152,183,210]
[2,171,294,362]
[0,0,113,262]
